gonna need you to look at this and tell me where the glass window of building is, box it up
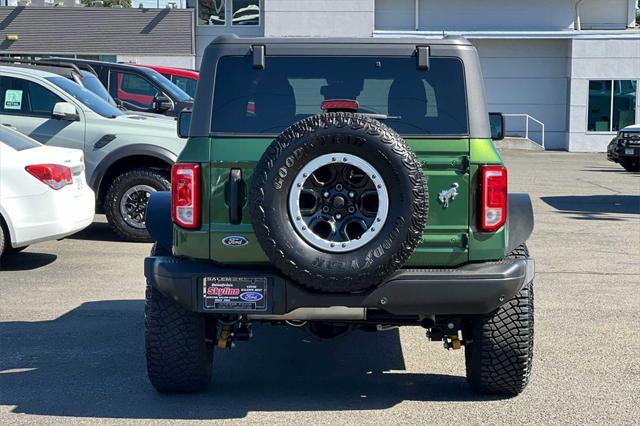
[232,0,259,26]
[588,80,638,132]
[199,0,225,25]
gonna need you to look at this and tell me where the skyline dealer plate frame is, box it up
[202,276,268,312]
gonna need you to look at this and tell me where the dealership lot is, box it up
[0,151,638,425]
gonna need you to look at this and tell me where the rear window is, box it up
[0,126,40,151]
[211,56,468,136]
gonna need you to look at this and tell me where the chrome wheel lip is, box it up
[288,153,389,253]
[120,184,156,229]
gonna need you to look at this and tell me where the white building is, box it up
[194,0,640,152]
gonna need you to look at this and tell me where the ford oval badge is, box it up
[240,291,263,302]
[222,236,249,247]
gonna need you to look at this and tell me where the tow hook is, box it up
[216,320,253,349]
[217,324,234,349]
[443,335,462,350]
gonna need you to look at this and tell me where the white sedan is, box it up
[0,126,95,257]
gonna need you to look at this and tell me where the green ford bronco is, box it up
[144,35,535,396]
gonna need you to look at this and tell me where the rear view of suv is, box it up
[144,35,535,397]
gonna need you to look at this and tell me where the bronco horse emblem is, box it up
[438,183,459,208]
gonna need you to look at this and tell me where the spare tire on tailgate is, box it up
[250,112,428,293]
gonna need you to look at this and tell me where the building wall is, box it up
[579,0,635,30]
[374,0,635,32]
[567,38,640,152]
[416,0,576,31]
[473,39,570,150]
[263,0,375,37]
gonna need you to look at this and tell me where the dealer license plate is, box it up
[625,148,635,155]
[202,277,268,312]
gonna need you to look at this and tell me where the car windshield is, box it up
[80,73,119,107]
[0,125,40,150]
[46,76,123,118]
[142,68,192,101]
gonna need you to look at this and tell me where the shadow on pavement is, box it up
[0,252,57,271]
[0,300,495,420]
[67,221,124,243]
[581,166,637,174]
[541,195,640,221]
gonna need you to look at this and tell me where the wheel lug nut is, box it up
[336,184,343,191]
[348,206,355,213]
[322,206,330,213]
[348,192,355,198]
[336,214,342,219]
[323,192,330,198]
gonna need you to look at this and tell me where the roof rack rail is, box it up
[38,57,100,77]
[0,57,98,77]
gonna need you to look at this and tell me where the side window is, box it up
[109,71,159,110]
[28,82,63,116]
[0,76,62,116]
[172,76,198,98]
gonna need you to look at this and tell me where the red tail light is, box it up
[171,163,200,229]
[25,164,73,190]
[321,100,359,112]
[479,165,507,232]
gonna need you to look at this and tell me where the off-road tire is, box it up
[250,112,428,293]
[465,244,534,396]
[621,158,640,172]
[145,244,214,393]
[104,168,170,243]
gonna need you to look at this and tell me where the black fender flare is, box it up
[146,192,173,252]
[507,193,534,254]
[89,144,178,193]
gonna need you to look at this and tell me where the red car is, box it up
[137,65,199,98]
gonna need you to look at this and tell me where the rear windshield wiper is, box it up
[359,113,401,121]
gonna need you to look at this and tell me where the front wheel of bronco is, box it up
[145,246,215,393]
[464,244,534,396]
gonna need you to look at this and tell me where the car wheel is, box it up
[464,244,534,396]
[621,158,640,172]
[145,245,215,393]
[250,112,428,293]
[104,168,170,242]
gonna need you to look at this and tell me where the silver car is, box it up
[0,65,184,242]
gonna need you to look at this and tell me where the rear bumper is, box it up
[144,256,534,317]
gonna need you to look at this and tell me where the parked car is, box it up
[0,65,184,241]
[0,58,172,120]
[136,65,198,98]
[143,35,535,397]
[45,58,193,117]
[607,124,640,172]
[0,126,94,258]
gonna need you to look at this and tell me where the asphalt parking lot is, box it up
[1,150,638,425]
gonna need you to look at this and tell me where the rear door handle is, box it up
[229,169,243,225]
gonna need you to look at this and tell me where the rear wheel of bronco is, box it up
[250,112,428,293]
[104,168,170,242]
[621,158,640,172]
[145,245,215,393]
[464,244,534,396]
